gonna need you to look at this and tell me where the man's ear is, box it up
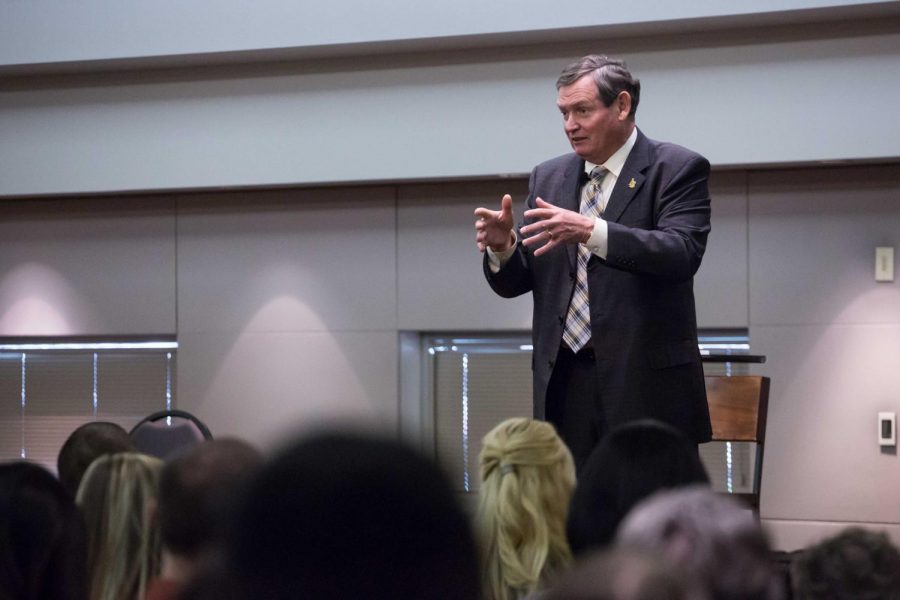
[616,91,632,120]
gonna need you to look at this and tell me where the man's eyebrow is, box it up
[557,101,590,112]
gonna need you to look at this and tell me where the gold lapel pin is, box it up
[628,178,637,189]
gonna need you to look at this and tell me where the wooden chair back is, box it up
[706,375,770,443]
[705,375,771,509]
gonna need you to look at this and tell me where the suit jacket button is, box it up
[548,360,554,369]
[558,315,565,324]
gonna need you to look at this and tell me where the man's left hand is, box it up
[521,198,594,256]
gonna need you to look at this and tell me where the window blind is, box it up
[0,343,175,474]
[428,332,754,496]
[431,338,532,494]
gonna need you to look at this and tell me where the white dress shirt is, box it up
[488,127,638,272]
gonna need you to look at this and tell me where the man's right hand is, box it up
[474,194,515,253]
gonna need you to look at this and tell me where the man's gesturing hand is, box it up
[474,194,515,253]
[521,198,594,257]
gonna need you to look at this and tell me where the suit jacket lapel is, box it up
[560,156,584,270]
[603,129,650,223]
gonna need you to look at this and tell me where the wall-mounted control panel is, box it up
[875,247,894,282]
[879,412,896,446]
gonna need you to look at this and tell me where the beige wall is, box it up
[748,166,900,548]
[175,188,400,442]
[0,196,175,335]
[1,164,898,549]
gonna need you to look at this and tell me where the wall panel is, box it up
[177,331,399,448]
[749,165,900,326]
[0,196,176,335]
[755,324,900,535]
[748,164,900,548]
[696,171,749,328]
[397,179,532,331]
[177,187,397,334]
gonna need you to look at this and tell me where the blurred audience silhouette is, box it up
[148,438,263,600]
[14,413,884,600]
[791,526,900,600]
[187,429,481,600]
[617,485,784,600]
[543,547,697,600]
[0,461,88,600]
[57,421,135,498]
[567,419,709,555]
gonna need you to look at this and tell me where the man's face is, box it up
[556,74,633,164]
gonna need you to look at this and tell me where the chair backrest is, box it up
[706,375,770,443]
[705,375,770,509]
[129,409,213,460]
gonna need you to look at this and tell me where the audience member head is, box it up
[476,417,576,600]
[57,421,135,498]
[617,485,783,600]
[202,429,480,600]
[0,461,87,600]
[791,526,900,600]
[543,547,698,600]
[76,452,163,600]
[567,419,709,555]
[158,438,262,571]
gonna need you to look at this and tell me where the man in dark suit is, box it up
[474,55,711,469]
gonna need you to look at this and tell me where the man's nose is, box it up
[564,115,578,132]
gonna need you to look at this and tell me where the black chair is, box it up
[129,409,213,460]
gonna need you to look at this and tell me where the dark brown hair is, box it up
[556,55,641,117]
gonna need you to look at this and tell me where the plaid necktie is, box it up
[562,166,608,352]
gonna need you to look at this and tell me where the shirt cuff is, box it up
[486,231,518,273]
[584,217,608,259]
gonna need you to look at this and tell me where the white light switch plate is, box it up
[876,247,894,282]
[879,412,896,446]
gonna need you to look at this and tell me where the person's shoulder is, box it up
[640,132,707,164]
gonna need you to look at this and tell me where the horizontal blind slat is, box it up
[0,349,175,475]
[434,348,532,494]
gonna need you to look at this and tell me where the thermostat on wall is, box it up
[878,412,896,446]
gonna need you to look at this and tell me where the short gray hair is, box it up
[556,55,641,117]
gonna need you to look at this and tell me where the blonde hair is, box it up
[476,418,576,600]
[76,452,163,600]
